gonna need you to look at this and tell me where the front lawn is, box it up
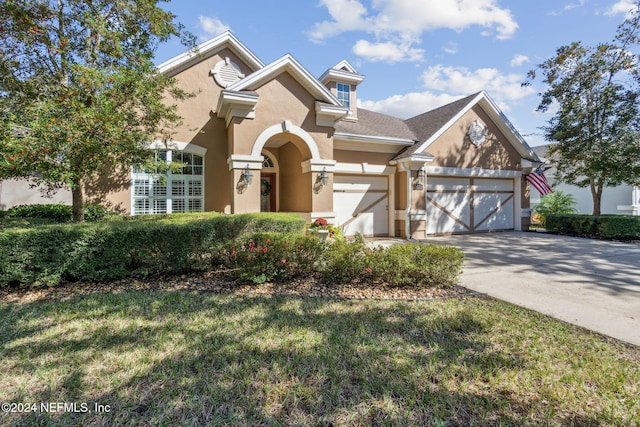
[1,290,638,426]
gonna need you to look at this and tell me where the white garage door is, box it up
[426,177,514,234]
[333,175,389,236]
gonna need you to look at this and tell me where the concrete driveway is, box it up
[428,232,640,347]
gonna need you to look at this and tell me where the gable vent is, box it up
[212,57,245,88]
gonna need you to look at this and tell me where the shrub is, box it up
[546,214,640,240]
[321,234,370,284]
[0,212,306,287]
[5,203,120,222]
[597,215,640,239]
[534,190,578,226]
[219,232,327,284]
[370,243,464,288]
[6,204,73,222]
[322,235,464,289]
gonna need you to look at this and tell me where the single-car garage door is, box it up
[333,175,389,236]
[426,177,514,234]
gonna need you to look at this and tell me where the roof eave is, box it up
[157,31,265,77]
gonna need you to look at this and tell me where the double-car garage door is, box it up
[426,177,514,234]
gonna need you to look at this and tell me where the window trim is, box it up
[131,148,205,215]
[336,82,351,109]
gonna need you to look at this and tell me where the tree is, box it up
[0,0,195,221]
[533,190,578,226]
[525,2,640,215]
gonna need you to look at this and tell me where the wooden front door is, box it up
[261,173,276,212]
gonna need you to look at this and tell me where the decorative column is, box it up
[227,154,264,213]
[302,159,337,223]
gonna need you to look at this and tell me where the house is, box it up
[2,31,542,237]
[0,178,71,211]
[531,144,640,216]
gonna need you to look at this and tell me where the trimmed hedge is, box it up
[546,214,640,240]
[0,212,306,287]
[4,203,120,222]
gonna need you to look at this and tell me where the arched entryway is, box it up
[250,121,335,217]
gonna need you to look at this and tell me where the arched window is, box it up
[132,150,204,215]
[262,154,275,168]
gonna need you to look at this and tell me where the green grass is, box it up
[1,291,638,426]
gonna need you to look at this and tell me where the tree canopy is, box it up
[0,0,195,220]
[525,1,640,215]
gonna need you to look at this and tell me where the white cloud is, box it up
[420,64,534,108]
[308,0,370,43]
[548,0,587,16]
[198,16,230,40]
[605,0,638,18]
[359,92,461,119]
[309,0,519,63]
[564,0,586,11]
[443,42,459,54]
[360,64,535,119]
[510,54,530,67]
[352,39,425,62]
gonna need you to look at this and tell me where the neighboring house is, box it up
[0,178,71,211]
[531,144,640,216]
[1,31,542,237]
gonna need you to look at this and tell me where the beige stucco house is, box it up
[3,31,542,237]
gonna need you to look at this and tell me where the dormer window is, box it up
[337,83,351,109]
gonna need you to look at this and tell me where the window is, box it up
[337,83,350,109]
[131,150,204,215]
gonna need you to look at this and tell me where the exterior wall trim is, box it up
[158,31,264,77]
[251,122,322,160]
[227,154,265,171]
[147,140,208,156]
[301,159,337,173]
[334,162,396,175]
[425,166,520,178]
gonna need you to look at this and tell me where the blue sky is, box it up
[156,0,637,147]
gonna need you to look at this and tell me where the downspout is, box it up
[406,166,412,240]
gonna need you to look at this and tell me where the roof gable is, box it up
[334,60,359,73]
[319,59,365,85]
[403,91,539,161]
[228,54,342,106]
[157,31,264,77]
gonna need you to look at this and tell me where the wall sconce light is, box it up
[241,164,253,185]
[319,168,329,187]
[414,169,425,190]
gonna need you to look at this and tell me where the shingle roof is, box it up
[531,144,549,159]
[334,108,418,141]
[531,143,557,173]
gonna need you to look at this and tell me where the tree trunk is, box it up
[590,180,602,216]
[72,179,84,222]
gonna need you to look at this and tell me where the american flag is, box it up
[526,165,553,195]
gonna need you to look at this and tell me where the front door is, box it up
[261,173,276,212]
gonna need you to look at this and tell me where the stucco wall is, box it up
[426,106,521,171]
[279,142,311,212]
[229,72,334,159]
[333,149,394,165]
[0,179,71,210]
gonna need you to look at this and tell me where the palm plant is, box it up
[534,190,578,226]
